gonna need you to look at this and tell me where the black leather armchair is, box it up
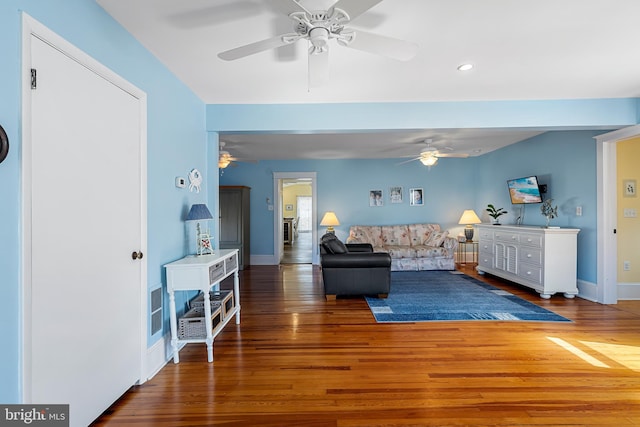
[319,233,392,300]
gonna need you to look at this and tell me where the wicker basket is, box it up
[178,306,222,339]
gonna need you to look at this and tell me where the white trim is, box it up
[576,279,598,303]
[617,283,640,300]
[21,14,148,402]
[595,125,640,304]
[273,172,319,265]
[250,254,279,265]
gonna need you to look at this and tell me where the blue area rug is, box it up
[365,271,571,323]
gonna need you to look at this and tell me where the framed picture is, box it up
[369,189,383,207]
[285,204,294,211]
[409,188,424,206]
[389,186,403,204]
[624,179,637,197]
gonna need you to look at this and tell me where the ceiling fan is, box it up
[217,0,418,87]
[398,139,469,167]
[218,142,240,169]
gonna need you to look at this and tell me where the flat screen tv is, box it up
[507,176,543,204]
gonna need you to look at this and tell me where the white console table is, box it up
[476,224,580,299]
[164,249,240,363]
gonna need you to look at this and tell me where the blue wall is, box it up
[220,131,603,285]
[0,0,635,406]
[0,1,208,402]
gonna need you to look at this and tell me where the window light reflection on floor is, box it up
[547,337,610,368]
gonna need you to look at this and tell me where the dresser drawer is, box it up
[225,253,238,271]
[518,263,542,285]
[477,228,494,241]
[494,231,520,243]
[519,233,543,248]
[209,261,225,283]
[478,240,494,254]
[478,253,494,269]
[519,247,542,266]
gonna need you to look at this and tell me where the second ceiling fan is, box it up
[217,0,418,87]
[399,139,469,167]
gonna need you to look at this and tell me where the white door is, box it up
[24,20,146,427]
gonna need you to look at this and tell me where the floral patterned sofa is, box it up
[346,224,458,271]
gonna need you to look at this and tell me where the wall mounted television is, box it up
[507,176,543,204]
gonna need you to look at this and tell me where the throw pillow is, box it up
[321,234,348,254]
[425,230,449,247]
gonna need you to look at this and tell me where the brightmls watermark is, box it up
[0,405,69,426]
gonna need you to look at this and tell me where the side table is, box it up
[164,249,241,363]
[456,241,478,265]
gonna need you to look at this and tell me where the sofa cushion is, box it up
[424,230,449,247]
[320,233,348,254]
[412,245,450,258]
[347,225,383,247]
[382,245,416,259]
[408,223,441,246]
[381,225,411,246]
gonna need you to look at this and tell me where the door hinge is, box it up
[31,69,37,89]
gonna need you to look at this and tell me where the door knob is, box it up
[131,251,143,260]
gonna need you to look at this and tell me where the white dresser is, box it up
[476,224,580,299]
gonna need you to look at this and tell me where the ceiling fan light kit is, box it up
[217,0,417,86]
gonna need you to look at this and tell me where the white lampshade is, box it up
[458,209,481,225]
[320,211,340,232]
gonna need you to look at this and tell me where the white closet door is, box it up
[27,32,145,427]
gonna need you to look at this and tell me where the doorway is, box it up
[281,182,312,264]
[273,172,318,265]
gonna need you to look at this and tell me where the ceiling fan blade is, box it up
[308,49,329,88]
[330,0,383,21]
[342,29,418,61]
[218,33,301,61]
[271,0,311,16]
[396,157,420,166]
[436,153,470,158]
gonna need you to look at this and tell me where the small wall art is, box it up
[369,189,383,207]
[389,186,403,204]
[409,188,424,206]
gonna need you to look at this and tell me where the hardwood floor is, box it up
[281,230,313,264]
[93,264,640,426]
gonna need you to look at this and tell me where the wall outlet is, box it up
[576,206,582,216]
[623,208,637,218]
[623,260,631,271]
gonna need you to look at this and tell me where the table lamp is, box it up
[186,203,214,255]
[320,211,340,234]
[458,209,481,241]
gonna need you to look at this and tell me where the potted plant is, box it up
[540,199,558,227]
[486,204,507,225]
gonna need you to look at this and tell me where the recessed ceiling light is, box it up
[457,63,474,71]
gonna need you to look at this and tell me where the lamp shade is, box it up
[458,209,481,225]
[320,211,340,227]
[186,203,213,221]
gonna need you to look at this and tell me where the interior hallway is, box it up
[281,231,312,264]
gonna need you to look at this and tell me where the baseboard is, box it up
[250,254,278,265]
[618,282,640,300]
[577,279,598,302]
[145,333,185,380]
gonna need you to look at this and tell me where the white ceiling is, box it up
[97,0,640,160]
